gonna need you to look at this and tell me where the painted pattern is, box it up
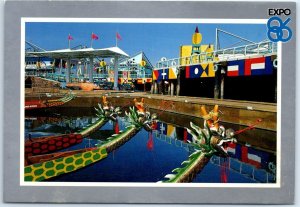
[24,147,107,181]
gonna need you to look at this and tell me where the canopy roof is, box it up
[26,46,129,59]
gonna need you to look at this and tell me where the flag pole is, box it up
[91,32,93,48]
[116,33,118,47]
[68,34,70,49]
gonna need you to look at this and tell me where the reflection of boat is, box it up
[25,133,83,157]
[25,93,75,110]
[25,117,107,157]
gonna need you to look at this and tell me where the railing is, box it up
[155,41,277,70]
[210,155,276,183]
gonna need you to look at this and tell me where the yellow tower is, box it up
[191,26,202,55]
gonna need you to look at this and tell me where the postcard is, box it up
[3,0,296,204]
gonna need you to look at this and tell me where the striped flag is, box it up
[227,60,245,76]
[244,56,273,76]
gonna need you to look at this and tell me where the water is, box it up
[25,108,276,183]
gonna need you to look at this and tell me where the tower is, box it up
[191,26,202,55]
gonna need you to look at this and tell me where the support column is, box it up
[176,68,181,96]
[113,56,119,90]
[214,65,220,99]
[170,81,174,96]
[66,58,71,83]
[154,81,158,94]
[89,57,93,83]
[220,67,225,99]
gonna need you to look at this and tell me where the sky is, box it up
[25,22,268,65]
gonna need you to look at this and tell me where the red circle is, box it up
[48,145,56,151]
[33,149,41,154]
[32,143,40,148]
[63,143,70,148]
[76,139,83,143]
[63,137,69,142]
[41,144,48,149]
[48,139,56,145]
[56,141,62,146]
[69,139,76,144]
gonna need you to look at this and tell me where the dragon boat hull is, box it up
[24,147,107,181]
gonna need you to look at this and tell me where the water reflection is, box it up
[24,108,276,183]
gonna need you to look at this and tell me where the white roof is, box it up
[26,46,129,59]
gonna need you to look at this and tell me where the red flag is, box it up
[68,34,73,40]
[116,32,122,40]
[91,33,99,40]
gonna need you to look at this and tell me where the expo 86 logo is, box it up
[267,16,292,42]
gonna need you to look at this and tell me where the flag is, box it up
[244,56,272,76]
[185,65,201,78]
[116,32,122,40]
[227,60,245,76]
[155,69,168,81]
[68,34,73,40]
[200,63,215,78]
[167,124,176,138]
[168,67,178,79]
[153,70,159,81]
[91,33,99,40]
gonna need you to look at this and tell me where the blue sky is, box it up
[26,22,268,64]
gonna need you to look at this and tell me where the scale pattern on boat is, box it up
[24,147,107,181]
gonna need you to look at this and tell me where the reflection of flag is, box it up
[157,122,167,135]
[167,124,176,138]
[183,128,193,142]
[227,60,245,76]
[116,32,122,40]
[91,33,99,40]
[245,57,272,76]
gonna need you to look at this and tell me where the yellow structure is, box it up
[179,44,215,65]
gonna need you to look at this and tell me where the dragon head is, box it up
[187,105,237,157]
[95,97,122,121]
[126,98,157,131]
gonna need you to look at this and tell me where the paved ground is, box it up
[25,88,277,113]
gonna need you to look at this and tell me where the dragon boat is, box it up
[24,98,158,181]
[25,96,121,160]
[159,105,238,183]
[25,93,75,110]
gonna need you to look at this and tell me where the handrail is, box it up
[155,41,277,70]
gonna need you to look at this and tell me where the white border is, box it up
[20,18,281,188]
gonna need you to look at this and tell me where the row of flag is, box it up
[227,56,273,76]
[67,32,122,41]
[152,67,178,81]
[152,56,273,81]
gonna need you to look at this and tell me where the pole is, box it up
[91,32,93,48]
[89,57,93,82]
